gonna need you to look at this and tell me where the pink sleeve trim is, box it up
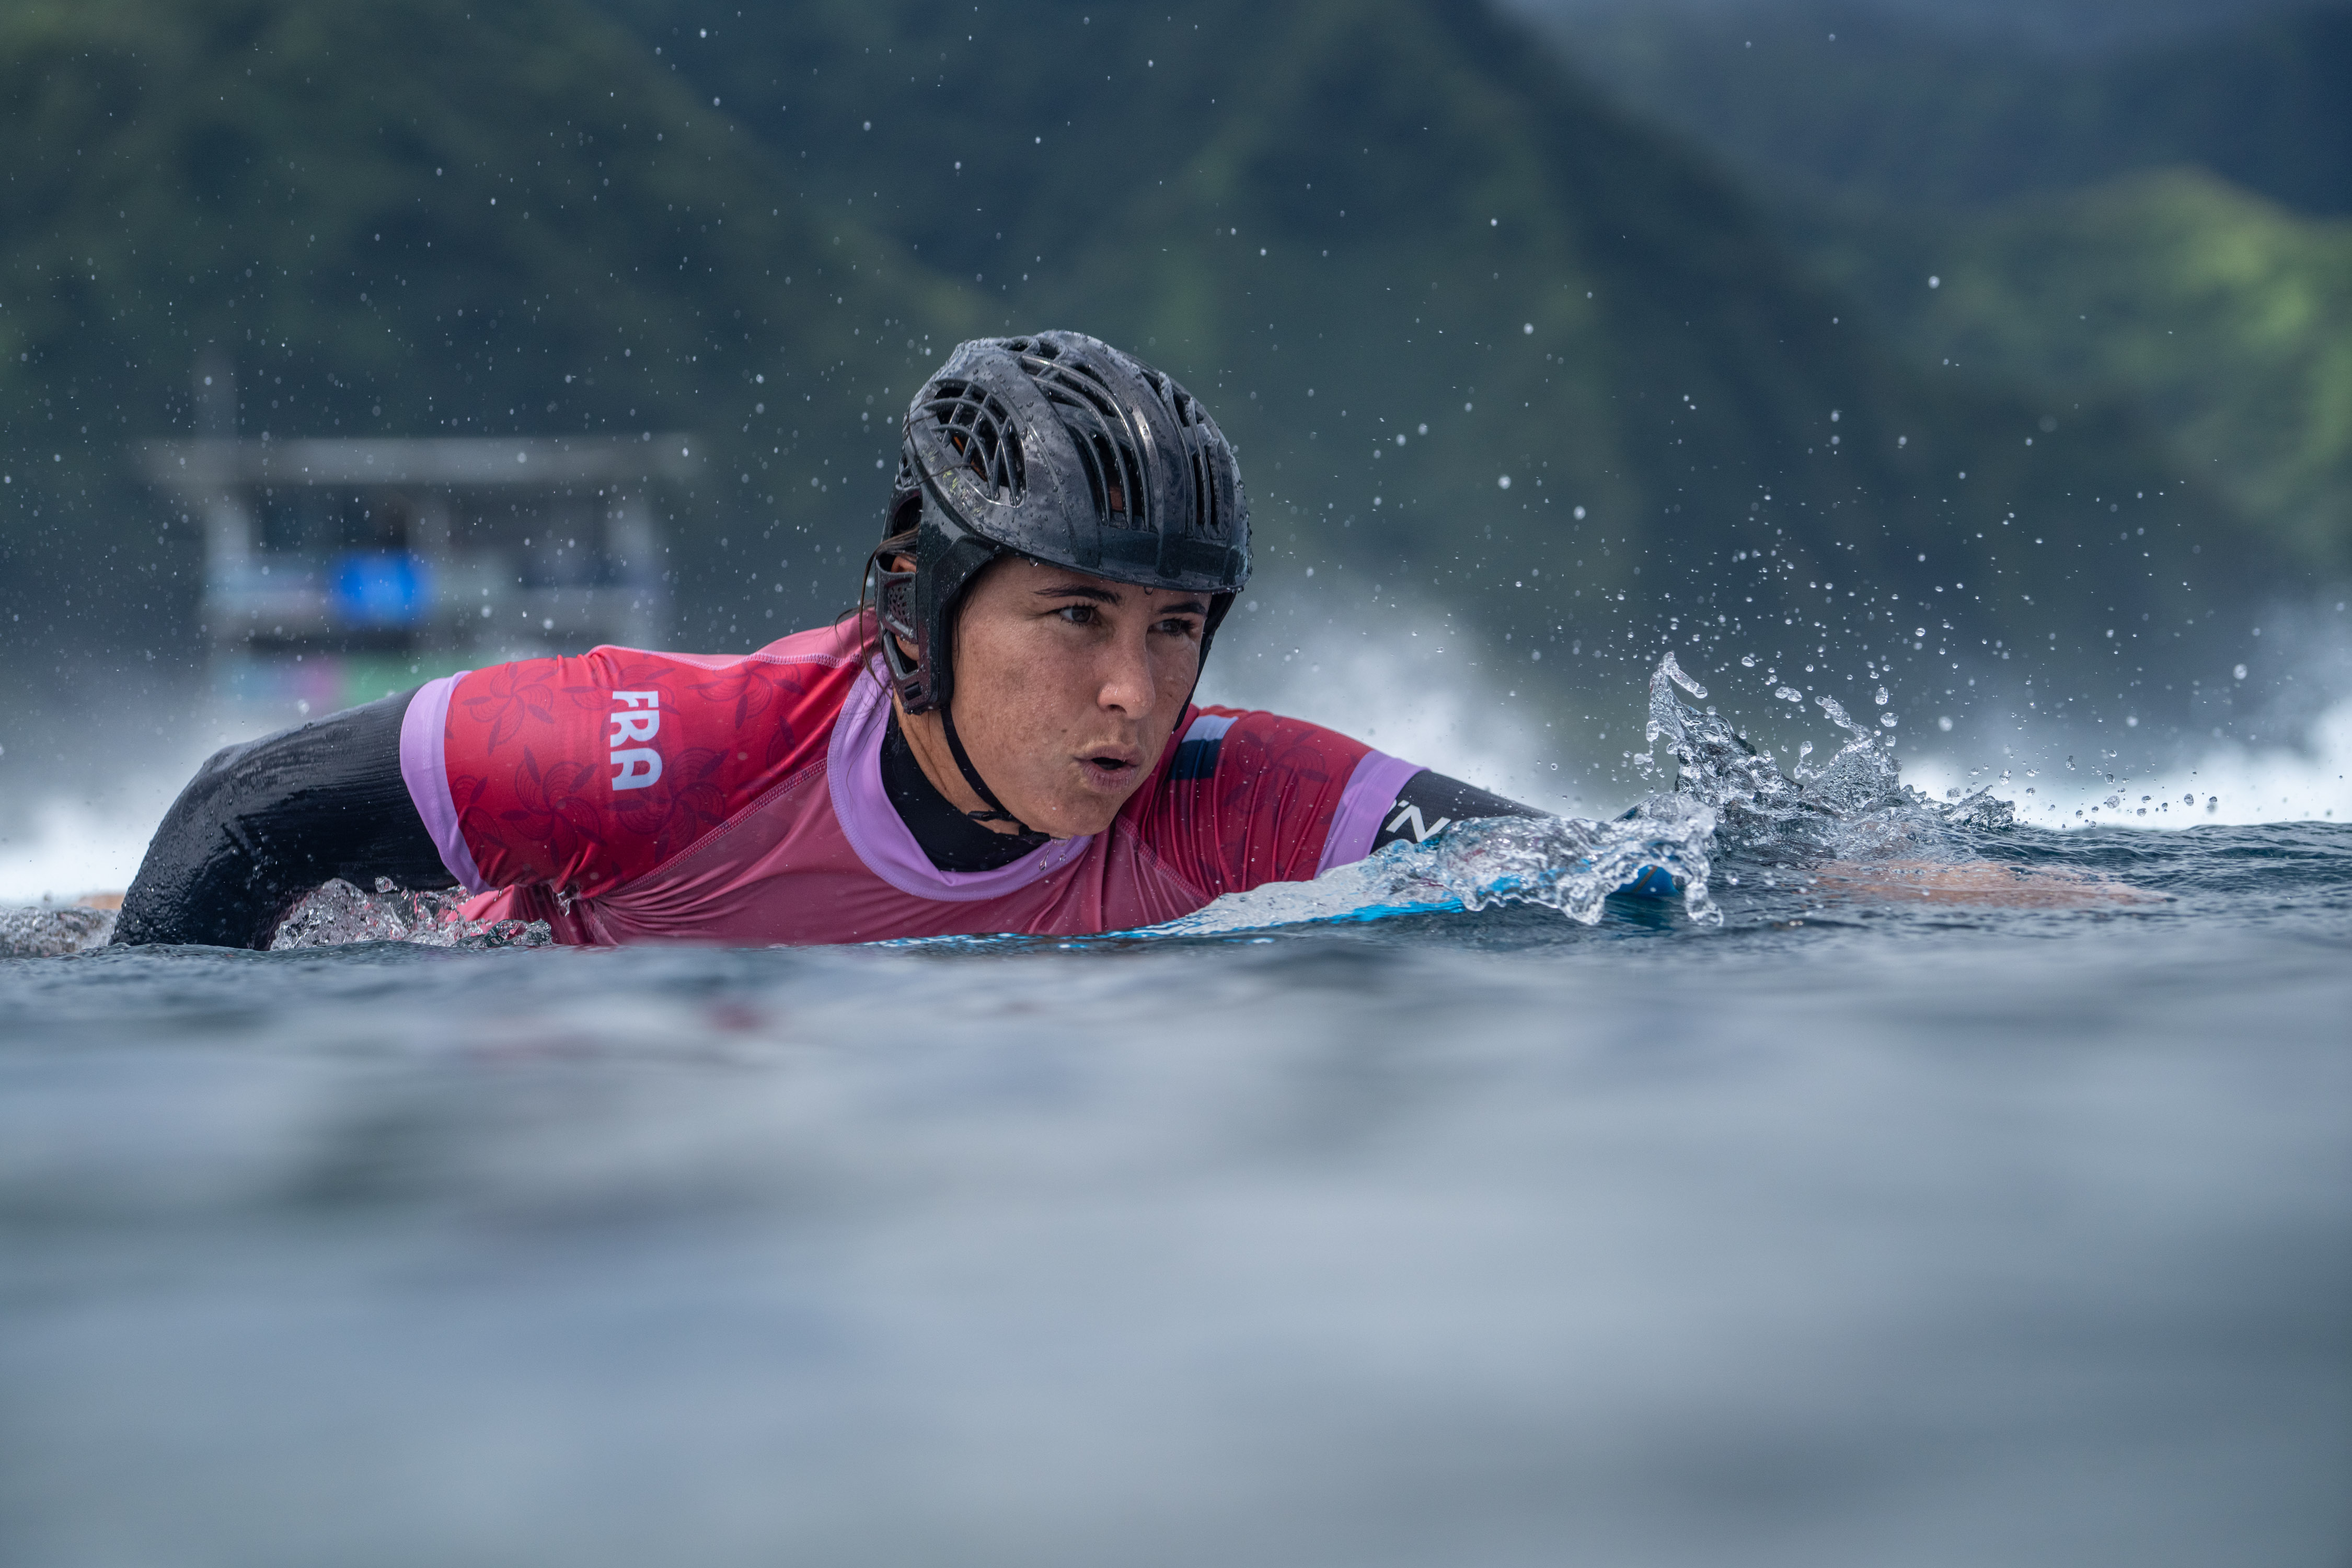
[1316,750,1425,877]
[399,673,488,894]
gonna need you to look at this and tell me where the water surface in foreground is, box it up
[3,823,2349,1567]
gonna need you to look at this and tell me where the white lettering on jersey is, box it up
[612,748,663,789]
[1385,803,1452,844]
[610,691,663,790]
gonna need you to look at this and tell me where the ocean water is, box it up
[3,668,2350,1566]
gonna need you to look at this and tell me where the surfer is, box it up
[114,331,1546,948]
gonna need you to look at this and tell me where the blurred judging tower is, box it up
[141,358,699,719]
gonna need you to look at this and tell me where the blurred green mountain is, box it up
[1797,170,2352,577]
[1518,0,2352,215]
[1516,0,2313,56]
[1514,0,2352,584]
[0,0,2277,743]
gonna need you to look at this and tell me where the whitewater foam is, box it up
[0,796,168,906]
[1203,598,1565,807]
[1904,695,2352,828]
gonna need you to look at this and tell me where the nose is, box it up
[1096,624,1159,718]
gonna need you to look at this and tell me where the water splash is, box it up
[1161,651,2022,938]
[1145,795,1722,937]
[268,879,554,950]
[0,904,117,958]
[0,883,550,958]
[1652,659,2013,836]
[1638,650,1709,767]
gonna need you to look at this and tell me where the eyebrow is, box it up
[1034,584,1124,605]
[1032,585,1210,617]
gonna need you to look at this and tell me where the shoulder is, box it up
[441,621,875,896]
[1177,706,1375,790]
[1122,705,1417,893]
[451,619,868,775]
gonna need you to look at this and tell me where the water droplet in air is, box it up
[1740,654,1756,667]
[1874,685,1888,705]
[1879,713,1897,728]
[2233,663,2247,679]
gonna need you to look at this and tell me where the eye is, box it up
[1154,615,1203,638]
[1054,603,1100,626]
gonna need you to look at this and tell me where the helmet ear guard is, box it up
[872,552,925,706]
[874,488,1001,716]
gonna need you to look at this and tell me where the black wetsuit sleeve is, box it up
[112,689,456,949]
[1368,769,1547,851]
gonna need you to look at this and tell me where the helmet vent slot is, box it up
[919,379,1024,500]
[1026,354,1150,531]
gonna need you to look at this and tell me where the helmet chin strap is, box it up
[938,699,1044,836]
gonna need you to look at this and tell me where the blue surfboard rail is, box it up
[1618,866,1680,900]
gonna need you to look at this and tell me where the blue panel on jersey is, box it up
[1172,713,1237,781]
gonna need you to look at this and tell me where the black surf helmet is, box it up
[873,330,1251,718]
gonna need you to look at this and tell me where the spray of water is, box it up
[1149,650,2013,937]
[1907,696,2352,827]
[0,903,117,958]
[0,881,553,956]
[267,880,553,950]
[1143,793,1724,937]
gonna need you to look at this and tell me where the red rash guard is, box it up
[396,617,1422,944]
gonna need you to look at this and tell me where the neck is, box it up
[891,693,1034,837]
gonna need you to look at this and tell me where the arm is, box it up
[1369,770,1678,897]
[1367,769,1544,851]
[112,690,455,949]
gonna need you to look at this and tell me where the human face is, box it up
[897,557,1209,838]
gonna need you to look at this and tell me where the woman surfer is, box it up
[114,331,1548,948]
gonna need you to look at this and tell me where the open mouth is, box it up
[1076,752,1141,789]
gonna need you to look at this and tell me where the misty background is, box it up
[2,0,2346,893]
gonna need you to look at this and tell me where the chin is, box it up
[1049,803,1126,839]
[1040,779,1140,838]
